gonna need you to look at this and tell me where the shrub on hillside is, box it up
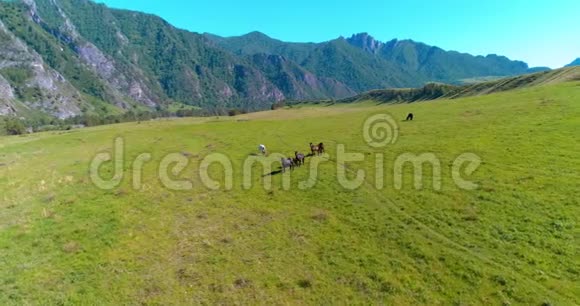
[228,108,248,116]
[4,117,26,135]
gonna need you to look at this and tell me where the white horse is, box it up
[258,144,267,155]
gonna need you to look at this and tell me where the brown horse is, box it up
[310,142,324,156]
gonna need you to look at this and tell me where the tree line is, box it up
[0,106,255,136]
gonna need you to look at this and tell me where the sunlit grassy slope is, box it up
[0,81,579,304]
[344,67,580,104]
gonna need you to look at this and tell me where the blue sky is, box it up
[97,0,580,68]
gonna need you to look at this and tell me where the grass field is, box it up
[0,81,579,304]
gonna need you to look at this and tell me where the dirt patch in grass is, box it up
[62,241,81,254]
[233,278,252,289]
[311,210,330,222]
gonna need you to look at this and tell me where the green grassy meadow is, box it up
[0,81,579,304]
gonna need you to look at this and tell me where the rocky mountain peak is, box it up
[346,33,383,53]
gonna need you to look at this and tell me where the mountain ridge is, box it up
[209,31,549,90]
[0,0,553,119]
[566,58,580,67]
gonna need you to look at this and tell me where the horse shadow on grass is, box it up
[262,169,283,177]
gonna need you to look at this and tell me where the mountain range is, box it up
[0,0,557,119]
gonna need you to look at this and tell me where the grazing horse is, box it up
[294,151,305,166]
[406,113,414,121]
[281,157,294,172]
[258,144,267,155]
[318,142,325,155]
[310,142,324,156]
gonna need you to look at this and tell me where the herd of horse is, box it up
[281,142,325,172]
[258,114,414,174]
[258,142,325,173]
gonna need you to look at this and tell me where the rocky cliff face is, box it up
[23,0,161,109]
[0,18,82,118]
[0,74,16,116]
[249,54,356,100]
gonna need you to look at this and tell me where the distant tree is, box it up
[84,115,102,127]
[176,109,194,117]
[228,108,242,116]
[271,100,286,110]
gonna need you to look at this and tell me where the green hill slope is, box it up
[343,66,580,103]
